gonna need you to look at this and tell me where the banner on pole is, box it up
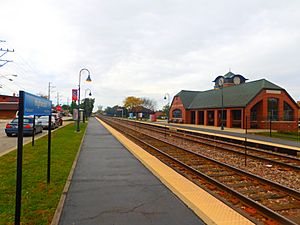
[72,89,78,101]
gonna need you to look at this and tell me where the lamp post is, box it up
[164,93,170,123]
[221,85,224,130]
[77,69,92,132]
[83,88,92,123]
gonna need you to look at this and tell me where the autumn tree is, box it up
[123,96,143,112]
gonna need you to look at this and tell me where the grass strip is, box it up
[0,122,87,225]
[253,131,300,142]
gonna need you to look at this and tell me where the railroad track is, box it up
[100,116,300,225]
[118,118,300,172]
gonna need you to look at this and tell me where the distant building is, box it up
[169,72,299,131]
[0,94,19,119]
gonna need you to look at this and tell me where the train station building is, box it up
[169,72,299,131]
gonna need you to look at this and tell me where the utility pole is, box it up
[48,82,55,100]
[0,40,14,67]
[56,92,62,106]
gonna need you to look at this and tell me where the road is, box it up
[0,118,73,157]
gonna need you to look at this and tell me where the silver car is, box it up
[38,116,58,129]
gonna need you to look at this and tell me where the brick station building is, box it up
[0,94,19,119]
[169,72,299,131]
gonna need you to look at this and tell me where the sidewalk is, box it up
[58,118,205,225]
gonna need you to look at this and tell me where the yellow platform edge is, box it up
[96,117,254,225]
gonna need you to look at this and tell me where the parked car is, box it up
[5,117,43,137]
[38,116,59,129]
[52,113,63,126]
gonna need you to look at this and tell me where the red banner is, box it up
[72,89,78,101]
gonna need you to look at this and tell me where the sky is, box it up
[1,0,300,111]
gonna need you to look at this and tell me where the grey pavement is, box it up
[0,118,73,156]
[59,118,205,225]
[162,123,300,149]
[0,119,44,155]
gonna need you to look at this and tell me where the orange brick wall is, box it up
[170,89,299,131]
[245,90,298,131]
[169,96,187,123]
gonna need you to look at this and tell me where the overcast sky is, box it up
[1,0,300,110]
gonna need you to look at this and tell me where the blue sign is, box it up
[23,92,52,116]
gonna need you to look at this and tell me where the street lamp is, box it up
[164,93,170,123]
[77,69,92,132]
[83,88,92,123]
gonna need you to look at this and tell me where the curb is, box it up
[50,122,88,225]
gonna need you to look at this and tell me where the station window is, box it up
[283,102,294,121]
[267,98,278,121]
[172,109,182,118]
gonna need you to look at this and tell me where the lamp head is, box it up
[86,74,92,82]
[89,92,92,96]
[164,96,167,100]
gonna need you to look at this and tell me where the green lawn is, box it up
[0,122,87,225]
[254,131,300,142]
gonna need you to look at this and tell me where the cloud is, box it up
[1,0,300,109]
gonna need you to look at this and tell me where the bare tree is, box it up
[141,97,157,111]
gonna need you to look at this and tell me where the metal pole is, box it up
[245,116,248,167]
[164,93,170,123]
[47,115,51,184]
[32,115,35,146]
[15,91,24,225]
[83,99,86,123]
[48,82,50,100]
[221,86,224,130]
[77,71,81,132]
[269,116,272,137]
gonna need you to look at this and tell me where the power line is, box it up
[0,40,14,67]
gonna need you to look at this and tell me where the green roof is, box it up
[175,79,283,109]
[223,71,236,79]
[175,90,199,108]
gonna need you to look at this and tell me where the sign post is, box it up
[47,115,51,184]
[15,91,51,225]
[15,91,24,225]
[32,115,35,146]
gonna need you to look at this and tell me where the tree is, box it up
[123,96,143,112]
[162,104,170,118]
[70,101,77,115]
[82,98,95,117]
[141,97,157,111]
[37,92,48,99]
[62,104,70,110]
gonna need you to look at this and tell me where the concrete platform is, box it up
[58,118,206,225]
[151,121,300,151]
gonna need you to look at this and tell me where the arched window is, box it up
[283,102,294,121]
[172,109,182,118]
[268,98,279,120]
